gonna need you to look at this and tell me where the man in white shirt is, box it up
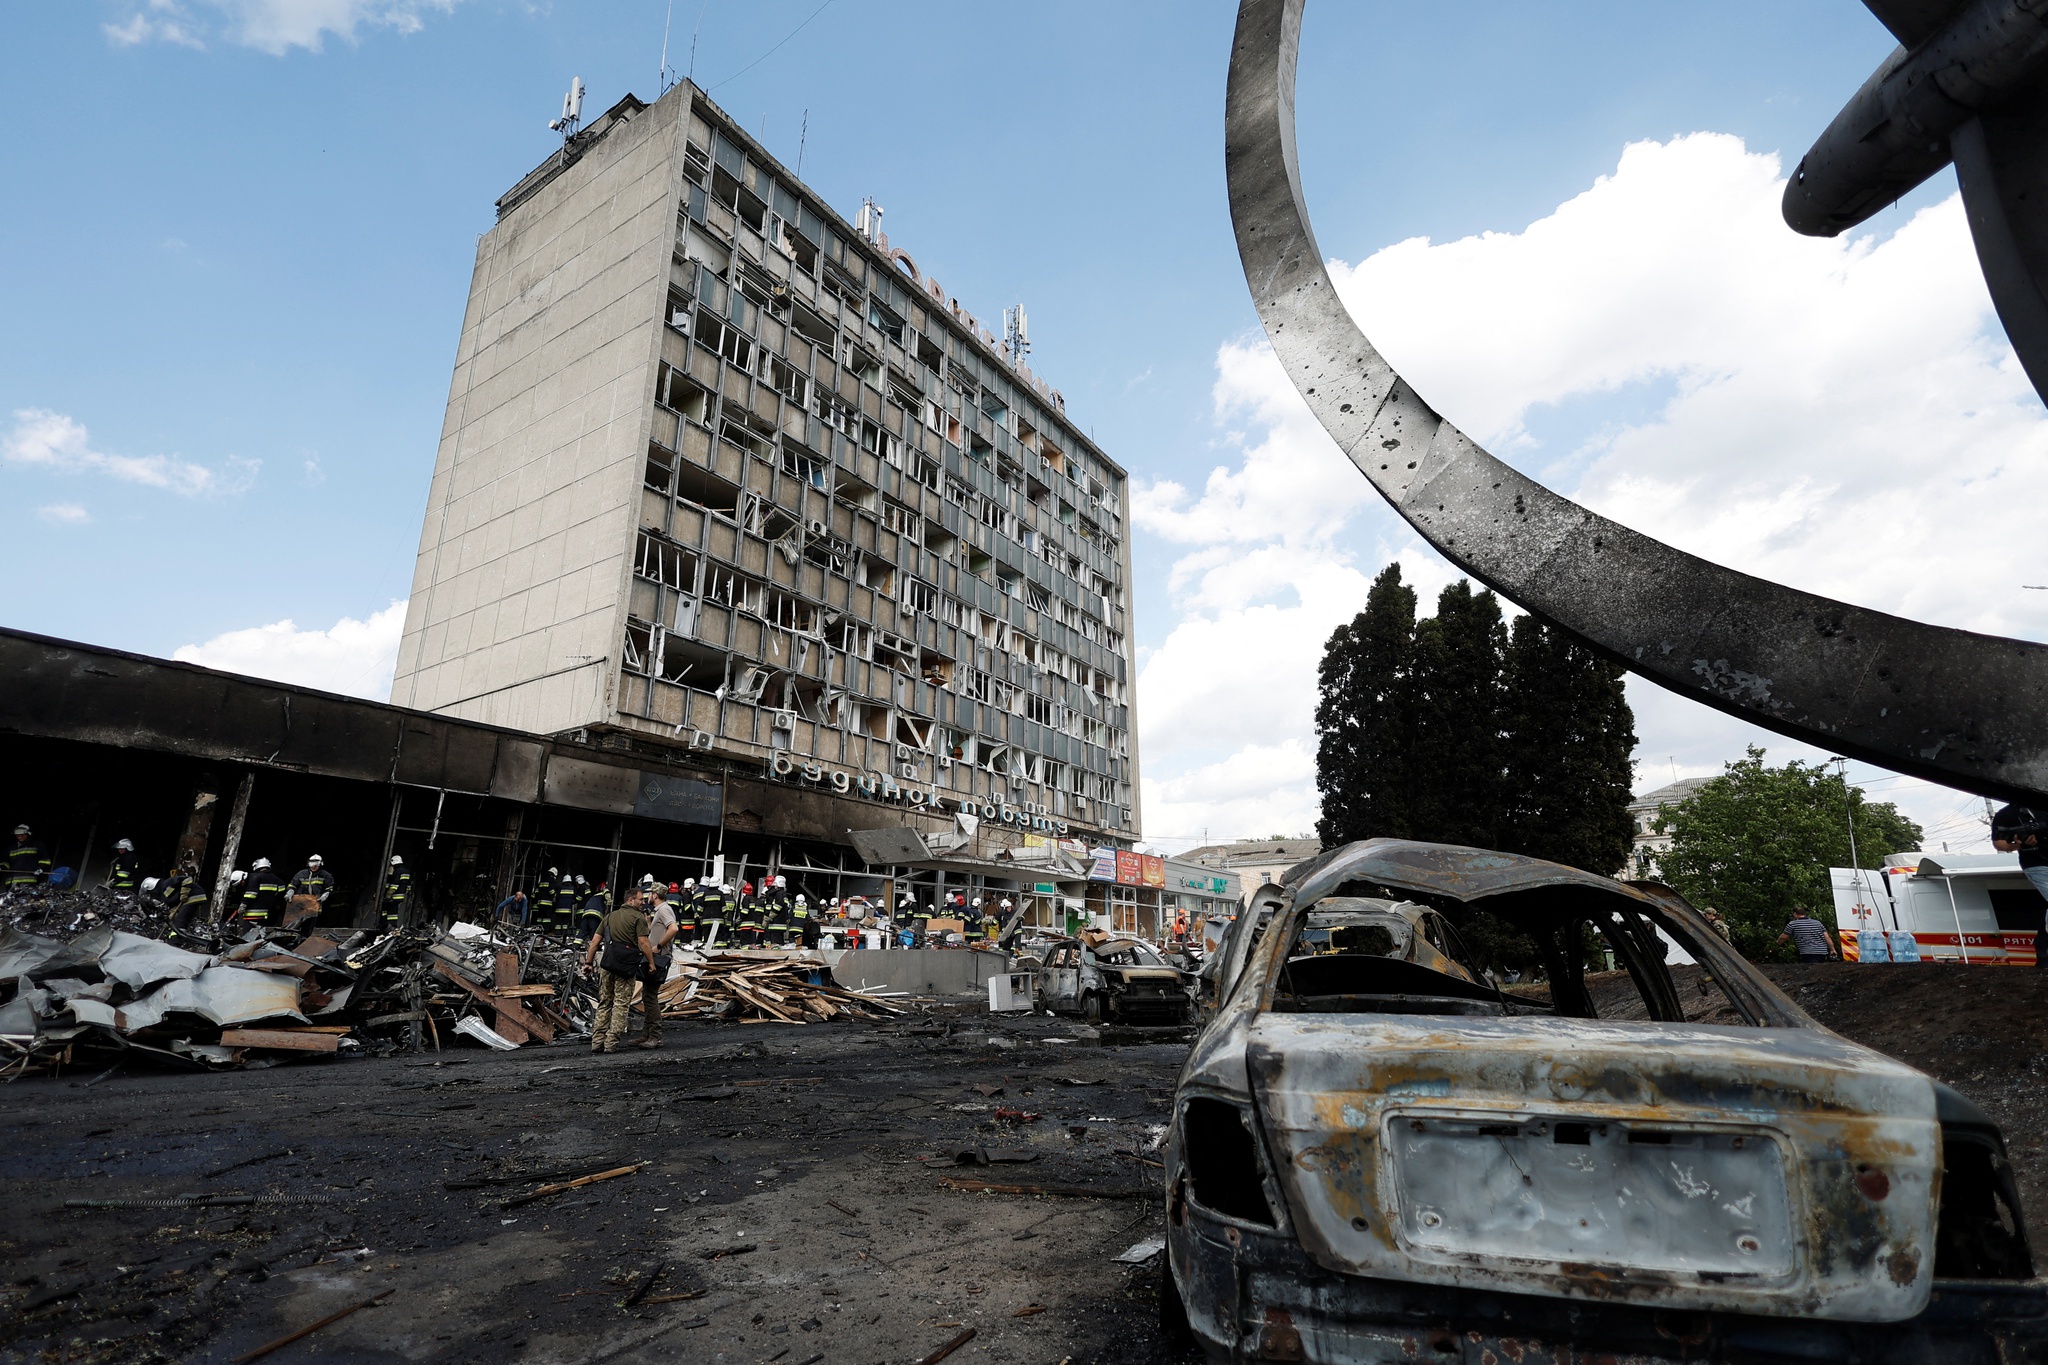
[636,885,680,1049]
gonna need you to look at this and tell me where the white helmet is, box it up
[684,877,697,889]
[639,873,657,888]
[115,838,134,851]
[230,870,247,885]
[774,875,787,888]
[141,876,159,894]
[971,897,982,906]
[548,866,559,876]
[720,882,733,893]
[796,894,807,906]
[308,854,324,865]
[253,857,271,871]
[1000,899,1012,909]
[390,855,404,866]
[13,825,27,836]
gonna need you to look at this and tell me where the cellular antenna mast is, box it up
[659,0,677,95]
[547,76,585,143]
[1004,305,1030,365]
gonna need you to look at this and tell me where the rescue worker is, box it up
[238,857,290,928]
[382,855,413,930]
[531,866,560,932]
[637,885,678,1049]
[154,864,193,919]
[674,877,699,948]
[763,876,793,947]
[167,860,211,932]
[960,897,984,944]
[989,898,1010,945]
[581,887,654,1054]
[910,896,934,947]
[735,880,765,947]
[7,825,51,890]
[792,890,818,949]
[289,855,334,911]
[496,889,530,926]
[578,879,609,939]
[107,838,141,895]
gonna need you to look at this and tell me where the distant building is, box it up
[1627,778,1710,878]
[1182,838,1323,898]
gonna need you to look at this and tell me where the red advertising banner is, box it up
[1115,851,1143,885]
[1141,854,1166,888]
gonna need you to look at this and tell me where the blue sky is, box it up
[4,2,2031,851]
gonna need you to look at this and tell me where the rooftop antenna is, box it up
[796,108,809,177]
[1003,305,1030,365]
[659,0,677,95]
[855,197,884,245]
[547,76,585,142]
[686,0,710,83]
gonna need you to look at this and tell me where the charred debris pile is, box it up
[0,890,597,1077]
[0,890,904,1078]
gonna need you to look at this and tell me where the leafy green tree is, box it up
[1500,614,1637,876]
[1654,747,1924,959]
[1315,564,1416,847]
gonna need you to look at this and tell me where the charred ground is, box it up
[7,964,2048,1364]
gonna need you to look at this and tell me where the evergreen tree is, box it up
[1499,614,1637,874]
[1408,581,1508,848]
[1314,564,1416,847]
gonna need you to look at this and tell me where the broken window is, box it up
[847,347,882,387]
[868,298,905,345]
[634,532,701,592]
[791,300,836,351]
[696,307,753,371]
[1023,692,1053,726]
[760,352,809,407]
[902,578,938,616]
[657,363,712,423]
[814,389,855,435]
[673,461,741,515]
[915,333,945,373]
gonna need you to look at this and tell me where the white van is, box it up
[1830,852,2044,964]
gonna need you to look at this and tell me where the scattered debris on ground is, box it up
[658,951,906,1024]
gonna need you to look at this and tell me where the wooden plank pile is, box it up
[656,952,907,1025]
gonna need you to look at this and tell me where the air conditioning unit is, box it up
[898,763,917,779]
[1010,774,1025,789]
[772,710,797,731]
[807,519,828,538]
[689,730,714,750]
[894,744,914,762]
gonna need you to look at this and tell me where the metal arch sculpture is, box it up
[1224,0,2048,805]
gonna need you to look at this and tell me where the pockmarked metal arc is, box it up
[1225,0,2048,804]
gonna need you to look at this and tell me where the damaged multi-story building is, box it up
[387,79,1142,918]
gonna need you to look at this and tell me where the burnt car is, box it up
[1163,840,2046,1363]
[1030,932,1196,1026]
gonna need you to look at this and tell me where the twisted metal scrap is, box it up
[1225,0,2048,803]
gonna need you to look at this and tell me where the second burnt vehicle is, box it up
[1022,930,1197,1026]
[1162,839,2048,1364]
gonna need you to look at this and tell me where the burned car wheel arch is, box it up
[1167,838,2048,1361]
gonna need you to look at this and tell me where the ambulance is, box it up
[1830,851,2044,964]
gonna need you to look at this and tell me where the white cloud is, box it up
[103,0,460,54]
[174,600,408,700]
[3,409,257,497]
[1138,131,2048,855]
[37,503,91,526]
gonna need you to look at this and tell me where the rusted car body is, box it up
[1164,840,2047,1363]
[1025,933,1196,1026]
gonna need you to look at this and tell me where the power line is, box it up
[707,0,839,93]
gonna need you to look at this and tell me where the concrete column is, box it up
[208,773,255,924]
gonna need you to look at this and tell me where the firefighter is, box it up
[381,855,413,929]
[674,877,699,948]
[7,825,51,890]
[107,839,140,895]
[959,897,984,945]
[714,881,737,946]
[289,854,334,904]
[154,864,192,919]
[578,879,609,939]
[989,898,1010,945]
[167,861,211,932]
[734,881,765,947]
[238,857,290,928]
[531,866,560,932]
[910,896,934,947]
[761,875,791,946]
